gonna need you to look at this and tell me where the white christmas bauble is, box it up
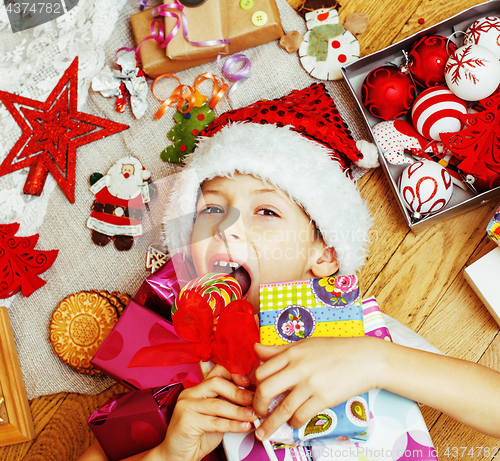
[465,16,500,59]
[411,87,467,141]
[444,44,500,101]
[399,161,453,217]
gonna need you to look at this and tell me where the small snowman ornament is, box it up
[297,8,361,80]
[444,44,500,101]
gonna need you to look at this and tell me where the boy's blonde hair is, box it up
[162,122,372,275]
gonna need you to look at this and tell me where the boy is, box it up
[79,88,500,461]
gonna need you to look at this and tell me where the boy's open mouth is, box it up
[212,260,251,297]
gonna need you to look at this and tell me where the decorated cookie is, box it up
[91,289,126,316]
[112,291,132,309]
[50,291,119,375]
[298,8,360,81]
[87,157,156,251]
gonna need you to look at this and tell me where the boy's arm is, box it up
[252,337,500,440]
[77,365,257,461]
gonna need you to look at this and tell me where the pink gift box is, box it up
[134,253,195,320]
[88,383,183,461]
[91,299,204,390]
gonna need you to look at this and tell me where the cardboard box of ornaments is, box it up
[342,1,500,232]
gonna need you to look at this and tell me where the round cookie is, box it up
[111,291,131,312]
[50,291,118,375]
[91,289,126,316]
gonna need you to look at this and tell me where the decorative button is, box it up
[115,207,124,217]
[252,11,268,27]
[240,0,254,10]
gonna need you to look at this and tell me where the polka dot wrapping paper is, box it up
[90,299,204,390]
[258,275,369,445]
[87,383,183,461]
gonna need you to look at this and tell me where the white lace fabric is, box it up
[0,0,371,400]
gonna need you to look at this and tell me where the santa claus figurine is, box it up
[87,156,155,251]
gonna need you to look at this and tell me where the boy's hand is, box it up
[252,337,382,441]
[156,365,257,461]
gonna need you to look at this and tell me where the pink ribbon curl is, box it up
[217,54,251,97]
[134,1,231,63]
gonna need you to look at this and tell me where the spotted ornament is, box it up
[373,119,437,165]
[465,16,500,59]
[399,160,453,218]
[411,87,468,141]
[444,44,500,101]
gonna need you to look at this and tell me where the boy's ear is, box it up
[310,245,339,277]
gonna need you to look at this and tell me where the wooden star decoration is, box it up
[0,57,129,203]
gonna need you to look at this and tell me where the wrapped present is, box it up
[164,0,229,61]
[259,275,364,346]
[259,275,368,446]
[88,383,182,461]
[91,299,204,390]
[464,246,500,327]
[131,0,284,78]
[223,298,437,461]
[486,203,500,245]
[134,253,196,320]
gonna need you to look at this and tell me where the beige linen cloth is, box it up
[5,0,371,400]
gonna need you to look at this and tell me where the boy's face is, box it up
[190,174,337,312]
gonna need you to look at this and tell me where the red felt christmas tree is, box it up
[0,57,129,203]
[0,223,59,298]
[440,88,500,191]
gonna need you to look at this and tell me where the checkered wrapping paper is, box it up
[259,277,364,345]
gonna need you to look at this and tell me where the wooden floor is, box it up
[2,0,500,459]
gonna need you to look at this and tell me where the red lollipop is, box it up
[408,35,458,87]
[361,65,416,120]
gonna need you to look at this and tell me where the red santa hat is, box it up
[162,83,377,275]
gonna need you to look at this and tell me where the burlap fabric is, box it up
[5,0,371,400]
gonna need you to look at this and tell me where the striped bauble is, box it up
[411,87,467,141]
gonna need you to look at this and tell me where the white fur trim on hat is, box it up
[162,123,373,275]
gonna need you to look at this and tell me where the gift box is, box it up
[342,1,500,232]
[223,298,437,461]
[259,276,364,346]
[131,0,284,78]
[259,275,367,446]
[134,253,195,320]
[87,383,183,461]
[464,246,500,327]
[91,299,204,390]
[164,0,229,61]
[486,203,500,245]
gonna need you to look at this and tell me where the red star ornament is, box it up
[0,57,129,203]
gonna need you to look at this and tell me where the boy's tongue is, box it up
[213,264,251,297]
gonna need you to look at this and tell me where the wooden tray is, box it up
[0,306,35,446]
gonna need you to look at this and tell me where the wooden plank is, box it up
[357,167,410,294]
[394,0,490,43]
[363,203,498,332]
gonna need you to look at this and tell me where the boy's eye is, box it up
[200,205,225,215]
[256,208,279,217]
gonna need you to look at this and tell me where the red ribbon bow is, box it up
[129,290,259,374]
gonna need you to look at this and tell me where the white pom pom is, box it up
[355,140,380,169]
[141,170,151,180]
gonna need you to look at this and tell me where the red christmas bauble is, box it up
[361,65,417,120]
[408,35,457,87]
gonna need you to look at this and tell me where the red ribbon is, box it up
[128,291,259,374]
